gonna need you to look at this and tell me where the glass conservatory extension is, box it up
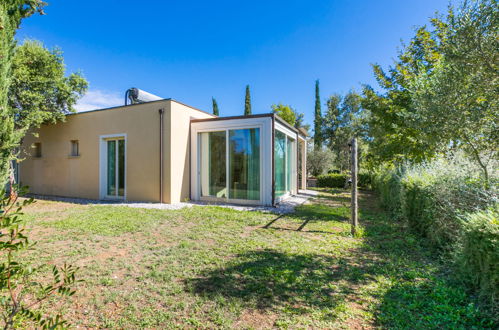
[190,114,307,206]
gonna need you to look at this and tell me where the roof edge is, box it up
[67,98,172,116]
[170,99,216,117]
[190,113,273,123]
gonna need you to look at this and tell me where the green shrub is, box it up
[457,208,498,306]
[374,157,497,249]
[358,171,374,189]
[372,155,498,307]
[316,173,347,188]
[372,167,403,216]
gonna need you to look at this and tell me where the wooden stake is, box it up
[351,138,358,236]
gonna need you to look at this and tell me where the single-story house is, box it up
[19,98,307,206]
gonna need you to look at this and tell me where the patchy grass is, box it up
[18,189,495,328]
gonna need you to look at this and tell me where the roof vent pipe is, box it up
[125,87,163,105]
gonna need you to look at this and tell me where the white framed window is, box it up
[191,117,273,206]
[99,134,127,200]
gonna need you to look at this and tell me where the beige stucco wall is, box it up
[19,99,214,203]
[167,101,214,203]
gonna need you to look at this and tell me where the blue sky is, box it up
[16,0,450,125]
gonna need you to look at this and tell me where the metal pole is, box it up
[351,138,358,236]
[159,108,164,203]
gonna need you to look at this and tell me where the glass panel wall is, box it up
[274,130,295,199]
[274,130,286,197]
[107,140,116,196]
[200,131,227,198]
[118,140,125,197]
[229,128,260,200]
[286,137,295,191]
[199,128,260,201]
[107,139,125,197]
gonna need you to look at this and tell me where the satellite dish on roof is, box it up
[125,88,163,105]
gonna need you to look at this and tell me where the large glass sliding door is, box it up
[229,128,260,200]
[199,128,260,202]
[275,130,286,197]
[106,139,125,198]
[200,131,227,198]
[274,130,295,198]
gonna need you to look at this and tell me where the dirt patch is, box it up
[234,309,278,329]
[22,198,84,214]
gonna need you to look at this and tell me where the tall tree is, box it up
[10,40,88,131]
[362,0,498,184]
[212,97,219,116]
[323,94,341,150]
[271,103,296,126]
[0,0,46,186]
[314,80,323,150]
[324,91,366,171]
[244,85,251,115]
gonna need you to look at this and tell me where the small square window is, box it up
[70,140,79,156]
[33,142,42,158]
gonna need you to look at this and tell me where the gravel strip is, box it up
[28,190,318,214]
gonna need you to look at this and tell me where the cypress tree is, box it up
[314,80,323,150]
[244,85,251,115]
[212,97,219,116]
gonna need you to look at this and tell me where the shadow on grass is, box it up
[186,249,385,316]
[187,190,495,327]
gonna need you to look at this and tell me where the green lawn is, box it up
[20,189,494,329]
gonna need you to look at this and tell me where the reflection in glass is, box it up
[200,131,227,197]
[287,137,294,192]
[274,130,286,197]
[229,128,260,200]
[118,140,125,196]
[107,140,116,196]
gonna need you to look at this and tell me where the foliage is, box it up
[372,155,498,308]
[271,103,296,126]
[10,40,88,131]
[316,171,373,189]
[313,80,323,150]
[0,0,46,186]
[294,111,310,133]
[373,155,497,249]
[358,171,373,189]
[362,0,498,185]
[0,188,79,328]
[211,97,219,116]
[244,85,251,115]
[306,149,335,177]
[323,91,368,171]
[316,173,347,188]
[409,0,498,184]
[456,207,498,306]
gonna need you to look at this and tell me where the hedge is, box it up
[316,173,347,188]
[316,172,373,189]
[372,158,498,307]
[457,208,498,306]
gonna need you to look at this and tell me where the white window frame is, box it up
[191,117,272,206]
[99,134,127,200]
[274,121,298,202]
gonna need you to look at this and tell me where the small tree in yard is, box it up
[307,149,335,177]
[1,187,79,329]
